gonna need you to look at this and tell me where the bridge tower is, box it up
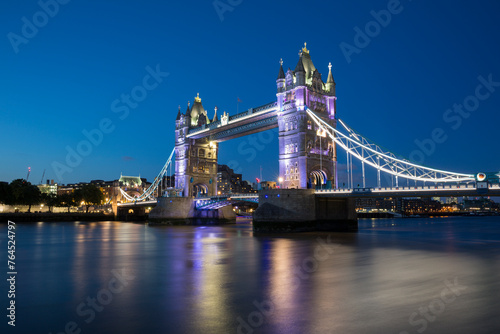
[174,94,219,197]
[276,43,337,189]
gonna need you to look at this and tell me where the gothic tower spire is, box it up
[176,105,181,120]
[326,62,336,94]
[294,47,306,86]
[277,58,285,80]
[212,106,218,122]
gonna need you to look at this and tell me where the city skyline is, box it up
[2,0,500,186]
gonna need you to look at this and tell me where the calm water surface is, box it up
[2,217,500,334]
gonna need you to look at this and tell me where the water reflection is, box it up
[9,217,500,334]
[192,229,231,332]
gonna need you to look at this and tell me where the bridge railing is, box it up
[196,193,258,200]
[252,102,278,113]
[194,193,258,209]
[187,102,278,136]
[187,119,221,135]
[315,183,483,193]
[117,200,158,207]
[228,110,250,122]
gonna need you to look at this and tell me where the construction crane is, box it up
[40,169,46,185]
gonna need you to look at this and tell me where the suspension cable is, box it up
[306,108,474,183]
[119,148,175,202]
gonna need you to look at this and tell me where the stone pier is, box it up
[253,189,357,232]
[148,197,236,224]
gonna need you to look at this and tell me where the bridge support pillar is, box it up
[116,206,147,221]
[111,200,118,218]
[149,197,196,220]
[149,197,236,224]
[253,189,357,232]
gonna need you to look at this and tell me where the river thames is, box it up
[2,216,500,334]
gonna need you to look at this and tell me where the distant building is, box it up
[217,164,257,195]
[463,197,498,212]
[445,197,459,204]
[90,179,120,204]
[116,175,152,201]
[160,175,183,197]
[118,175,143,188]
[356,197,402,212]
[356,197,445,213]
[161,175,176,189]
[241,180,255,193]
[37,179,57,196]
[57,185,75,196]
[57,181,91,196]
[402,198,442,213]
[431,197,442,204]
[261,181,277,190]
[57,175,152,203]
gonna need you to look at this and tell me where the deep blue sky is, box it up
[1,0,500,186]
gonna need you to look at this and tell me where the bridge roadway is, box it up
[186,102,278,142]
[117,200,157,208]
[117,184,499,209]
[315,183,500,198]
[195,194,259,209]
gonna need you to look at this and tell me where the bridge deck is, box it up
[117,200,158,207]
[117,185,499,208]
[315,184,500,198]
[186,102,278,142]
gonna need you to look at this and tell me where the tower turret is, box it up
[190,93,209,127]
[326,62,336,95]
[212,106,219,123]
[185,101,191,123]
[176,105,182,121]
[175,103,190,146]
[294,51,306,87]
[277,58,286,93]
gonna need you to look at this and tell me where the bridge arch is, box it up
[310,170,327,187]
[126,190,141,197]
[193,183,209,197]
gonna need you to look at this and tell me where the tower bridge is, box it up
[173,43,338,198]
[118,43,498,231]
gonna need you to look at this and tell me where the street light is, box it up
[278,177,283,189]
